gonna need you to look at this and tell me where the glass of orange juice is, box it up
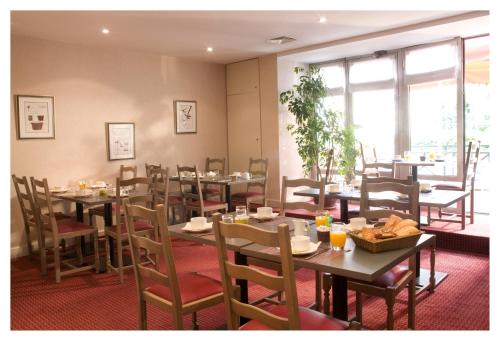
[78,180,87,190]
[315,210,328,227]
[330,224,347,251]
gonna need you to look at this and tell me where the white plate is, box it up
[249,212,280,220]
[292,241,321,256]
[50,187,68,193]
[182,222,213,233]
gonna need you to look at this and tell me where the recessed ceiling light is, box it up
[206,47,214,53]
[319,17,327,23]
[101,28,110,34]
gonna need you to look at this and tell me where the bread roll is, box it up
[385,215,402,228]
[395,226,420,237]
[394,219,418,230]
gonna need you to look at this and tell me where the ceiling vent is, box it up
[266,36,296,45]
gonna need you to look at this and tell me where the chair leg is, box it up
[54,238,61,283]
[24,223,33,258]
[93,230,100,273]
[191,312,199,330]
[314,271,322,312]
[355,291,363,325]
[430,241,436,293]
[385,294,395,330]
[470,189,475,224]
[322,273,332,315]
[461,198,466,229]
[104,234,111,273]
[408,256,417,330]
[174,314,184,330]
[117,238,124,284]
[38,228,47,276]
[139,298,147,330]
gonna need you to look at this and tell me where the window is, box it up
[405,43,458,75]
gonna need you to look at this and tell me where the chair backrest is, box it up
[123,201,183,310]
[120,165,138,180]
[152,168,170,219]
[359,178,420,224]
[114,176,155,235]
[12,174,39,231]
[205,157,225,175]
[360,143,394,177]
[30,177,59,237]
[247,158,269,194]
[212,213,300,330]
[462,141,481,190]
[280,176,325,215]
[361,174,413,185]
[177,165,204,211]
[145,163,162,178]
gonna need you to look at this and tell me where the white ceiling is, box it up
[10,10,487,64]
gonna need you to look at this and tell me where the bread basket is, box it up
[349,231,424,253]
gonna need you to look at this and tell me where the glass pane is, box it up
[352,89,395,160]
[465,36,490,214]
[406,43,457,75]
[320,64,345,89]
[349,57,395,83]
[409,80,457,176]
[324,95,345,115]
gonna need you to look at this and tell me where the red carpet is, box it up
[11,239,489,330]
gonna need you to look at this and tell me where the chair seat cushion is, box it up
[188,200,225,208]
[283,208,316,219]
[168,196,183,206]
[373,265,409,287]
[240,305,346,330]
[433,181,463,190]
[146,272,222,304]
[48,220,93,234]
[108,220,154,234]
[231,191,263,199]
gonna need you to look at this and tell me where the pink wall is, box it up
[10,35,228,257]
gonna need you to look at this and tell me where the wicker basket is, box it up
[349,231,424,253]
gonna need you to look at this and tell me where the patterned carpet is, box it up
[10,239,489,330]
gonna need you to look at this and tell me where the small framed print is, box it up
[15,95,55,139]
[174,100,197,134]
[106,122,135,161]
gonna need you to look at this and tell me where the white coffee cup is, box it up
[349,217,367,229]
[190,217,207,230]
[292,219,309,237]
[327,183,341,193]
[232,172,241,177]
[291,235,310,252]
[257,206,273,218]
[420,182,431,192]
[242,172,251,179]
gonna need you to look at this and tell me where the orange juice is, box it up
[330,230,347,250]
[315,215,326,227]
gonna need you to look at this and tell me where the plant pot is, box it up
[37,115,45,121]
[30,122,43,130]
[28,115,33,121]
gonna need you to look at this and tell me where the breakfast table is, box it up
[168,215,435,322]
[170,174,266,211]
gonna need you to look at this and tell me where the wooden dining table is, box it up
[169,174,266,211]
[168,215,435,322]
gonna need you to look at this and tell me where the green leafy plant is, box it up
[337,124,359,183]
[279,65,357,182]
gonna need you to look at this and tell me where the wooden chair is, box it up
[123,201,224,330]
[202,157,225,202]
[150,167,177,225]
[212,213,357,330]
[360,143,395,177]
[280,176,325,218]
[347,178,419,329]
[104,176,156,284]
[231,158,268,211]
[177,165,227,218]
[430,141,481,227]
[30,177,99,283]
[145,163,161,178]
[88,164,138,225]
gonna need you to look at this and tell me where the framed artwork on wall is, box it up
[174,100,197,134]
[15,95,55,139]
[106,122,135,161]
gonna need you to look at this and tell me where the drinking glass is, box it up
[222,214,234,223]
[315,210,328,227]
[235,205,247,217]
[330,224,347,251]
[403,150,411,161]
[78,180,87,190]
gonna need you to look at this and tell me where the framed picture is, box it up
[15,95,55,139]
[106,122,135,161]
[174,100,197,134]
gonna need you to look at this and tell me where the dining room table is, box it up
[168,214,435,323]
[169,174,266,211]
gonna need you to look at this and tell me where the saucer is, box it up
[50,187,68,193]
[292,242,321,256]
[182,222,213,233]
[249,212,279,220]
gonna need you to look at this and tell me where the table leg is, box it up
[331,274,348,321]
[234,252,249,325]
[75,203,88,255]
[103,203,116,267]
[340,199,349,224]
[411,165,422,278]
[226,185,232,212]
